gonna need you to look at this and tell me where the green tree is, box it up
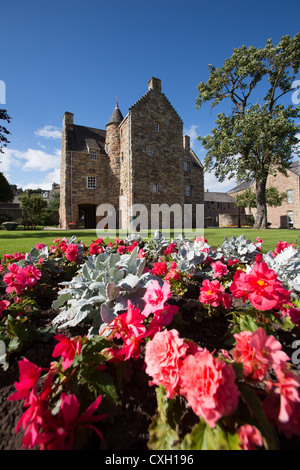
[0,109,11,153]
[0,172,14,202]
[196,33,300,229]
[235,187,286,213]
[20,192,47,228]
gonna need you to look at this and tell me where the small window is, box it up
[184,161,190,172]
[155,122,160,132]
[185,185,191,197]
[107,143,110,153]
[116,157,120,163]
[287,189,293,203]
[87,176,97,189]
[147,146,154,156]
[153,183,158,193]
[90,150,97,160]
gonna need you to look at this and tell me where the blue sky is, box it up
[1,0,299,192]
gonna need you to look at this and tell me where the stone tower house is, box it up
[59,77,204,230]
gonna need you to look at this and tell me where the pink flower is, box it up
[0,299,10,318]
[137,248,146,258]
[199,279,231,309]
[230,262,291,311]
[273,365,300,424]
[8,358,42,401]
[164,242,177,255]
[164,269,181,281]
[52,335,82,369]
[211,261,229,278]
[35,243,47,250]
[275,241,294,255]
[3,263,27,294]
[89,242,104,255]
[237,425,263,450]
[232,328,289,380]
[145,329,189,399]
[151,261,168,276]
[142,280,172,317]
[117,245,126,254]
[65,243,78,262]
[179,348,239,427]
[146,304,179,338]
[54,393,107,450]
[22,265,42,288]
[107,301,146,360]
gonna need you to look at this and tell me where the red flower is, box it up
[52,335,82,369]
[199,279,232,309]
[230,262,291,311]
[151,261,168,276]
[64,244,78,262]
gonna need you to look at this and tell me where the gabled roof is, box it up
[66,125,106,153]
[290,160,300,177]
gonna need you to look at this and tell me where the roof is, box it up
[106,103,124,126]
[290,160,300,177]
[204,192,235,203]
[67,125,106,153]
[227,180,253,194]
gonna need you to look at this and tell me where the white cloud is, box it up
[2,148,60,172]
[204,171,236,193]
[35,125,62,140]
[183,124,199,149]
[19,168,60,190]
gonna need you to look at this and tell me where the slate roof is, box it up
[204,192,235,203]
[290,160,300,177]
[66,125,106,153]
[227,180,254,194]
[106,103,124,125]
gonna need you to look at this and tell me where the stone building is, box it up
[204,190,244,227]
[59,77,204,231]
[228,160,300,229]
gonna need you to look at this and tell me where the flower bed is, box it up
[0,233,299,450]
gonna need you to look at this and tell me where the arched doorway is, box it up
[78,204,97,229]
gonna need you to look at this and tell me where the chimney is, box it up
[63,111,74,130]
[148,77,161,93]
[183,135,190,150]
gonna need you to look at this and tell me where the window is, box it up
[87,176,97,189]
[147,146,154,156]
[90,150,97,160]
[184,161,190,172]
[155,122,160,132]
[107,143,110,153]
[153,183,158,193]
[287,189,293,203]
[287,210,294,228]
[185,185,191,197]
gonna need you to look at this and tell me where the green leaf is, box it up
[181,420,240,450]
[239,383,279,450]
[148,413,181,450]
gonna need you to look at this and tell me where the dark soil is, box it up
[0,276,300,450]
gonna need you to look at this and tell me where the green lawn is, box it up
[0,227,299,259]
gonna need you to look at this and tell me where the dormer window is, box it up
[90,150,97,160]
[147,146,154,156]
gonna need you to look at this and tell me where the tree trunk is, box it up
[253,179,268,229]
